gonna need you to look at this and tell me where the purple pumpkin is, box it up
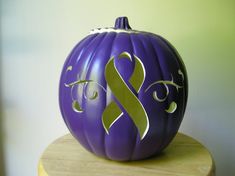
[59,17,188,161]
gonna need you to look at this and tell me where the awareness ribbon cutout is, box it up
[102,52,149,140]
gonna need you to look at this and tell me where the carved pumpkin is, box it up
[59,17,188,161]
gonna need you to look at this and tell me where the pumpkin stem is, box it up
[114,17,132,30]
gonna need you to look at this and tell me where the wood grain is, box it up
[38,133,215,176]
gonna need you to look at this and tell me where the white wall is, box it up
[1,0,235,176]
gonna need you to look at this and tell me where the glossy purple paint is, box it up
[59,17,188,161]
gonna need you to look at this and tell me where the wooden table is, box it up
[38,133,215,176]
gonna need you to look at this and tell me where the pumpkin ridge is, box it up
[125,33,139,160]
[156,37,188,149]
[147,35,170,152]
[78,34,104,153]
[155,37,181,148]
[129,34,143,160]
[128,34,160,159]
[103,33,118,159]
[81,33,108,155]
[83,33,110,156]
[62,34,100,153]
